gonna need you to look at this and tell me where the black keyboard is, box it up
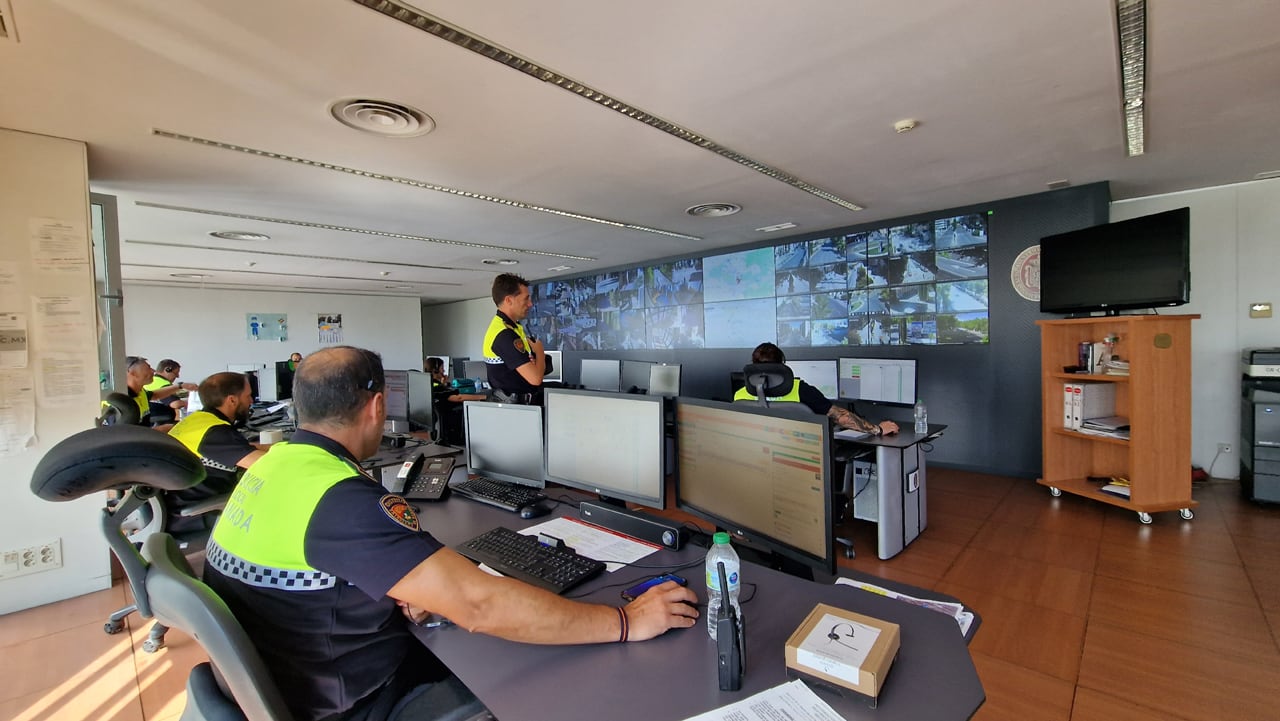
[455,526,605,594]
[453,477,547,512]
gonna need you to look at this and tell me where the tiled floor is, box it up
[2,469,1278,720]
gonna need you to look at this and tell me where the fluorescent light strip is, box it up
[1116,0,1146,156]
[123,262,462,286]
[127,279,426,297]
[126,238,478,272]
[140,199,594,261]
[351,0,864,212]
[150,129,694,244]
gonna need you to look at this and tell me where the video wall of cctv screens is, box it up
[524,214,988,351]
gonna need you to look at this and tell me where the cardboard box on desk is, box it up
[784,603,900,700]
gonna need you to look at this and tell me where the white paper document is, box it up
[833,428,870,441]
[0,370,37,456]
[30,217,90,272]
[34,352,90,408]
[682,679,845,721]
[0,312,29,369]
[0,262,23,306]
[518,516,659,571]
[835,577,974,636]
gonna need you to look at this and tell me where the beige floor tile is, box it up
[1070,687,1194,721]
[941,547,1093,617]
[0,620,143,719]
[0,584,129,648]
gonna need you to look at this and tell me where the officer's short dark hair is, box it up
[294,346,384,426]
[199,372,248,409]
[751,342,786,364]
[157,359,180,374]
[491,273,529,306]
[426,357,444,374]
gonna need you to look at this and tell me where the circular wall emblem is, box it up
[1011,245,1041,302]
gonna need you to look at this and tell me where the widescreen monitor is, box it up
[462,359,488,380]
[648,363,682,397]
[544,350,563,382]
[544,389,665,508]
[579,358,622,393]
[785,359,839,399]
[621,359,653,393]
[383,370,410,422]
[837,357,917,406]
[272,360,295,401]
[463,401,546,488]
[675,398,834,577]
[406,370,435,433]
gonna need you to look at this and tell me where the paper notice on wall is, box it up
[32,295,93,350]
[0,262,23,307]
[0,312,28,369]
[34,352,90,408]
[30,217,90,272]
[0,370,37,456]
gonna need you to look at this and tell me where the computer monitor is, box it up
[406,370,435,433]
[648,363,682,397]
[463,360,488,380]
[256,364,280,403]
[675,398,834,578]
[383,370,410,424]
[463,401,546,488]
[228,364,265,402]
[273,360,295,401]
[837,357,917,406]
[544,388,665,509]
[579,358,621,392]
[621,360,653,394]
[450,357,469,380]
[544,350,563,382]
[786,359,839,400]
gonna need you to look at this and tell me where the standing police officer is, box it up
[482,273,553,405]
[204,346,696,721]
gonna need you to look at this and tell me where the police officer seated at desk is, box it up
[426,356,484,446]
[204,346,698,721]
[736,342,899,436]
[145,358,199,425]
[483,272,554,405]
[166,372,265,533]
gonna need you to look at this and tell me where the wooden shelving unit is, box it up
[1036,315,1200,523]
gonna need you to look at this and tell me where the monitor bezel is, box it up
[674,397,835,577]
[544,388,666,509]
[462,401,546,489]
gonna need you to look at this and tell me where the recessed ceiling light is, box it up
[481,258,519,266]
[170,273,208,279]
[1046,179,1071,189]
[1255,170,1280,180]
[893,119,919,133]
[686,203,742,218]
[329,98,435,137]
[209,230,270,241]
[756,222,797,233]
[548,265,573,272]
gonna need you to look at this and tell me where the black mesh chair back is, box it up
[740,363,796,407]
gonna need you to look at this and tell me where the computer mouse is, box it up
[519,501,552,520]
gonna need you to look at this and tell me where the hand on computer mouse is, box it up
[879,420,899,435]
[622,581,699,640]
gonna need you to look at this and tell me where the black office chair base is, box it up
[837,537,856,560]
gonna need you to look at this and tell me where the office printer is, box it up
[1242,348,1280,378]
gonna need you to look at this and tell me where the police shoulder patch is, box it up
[379,494,420,532]
[512,337,527,353]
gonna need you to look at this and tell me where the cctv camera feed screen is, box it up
[522,212,988,350]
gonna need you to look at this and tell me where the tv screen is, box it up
[1040,207,1190,315]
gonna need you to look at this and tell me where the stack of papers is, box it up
[1080,415,1130,439]
[834,577,974,636]
[1104,358,1130,376]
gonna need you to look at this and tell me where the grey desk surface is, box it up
[411,480,983,721]
[836,423,947,449]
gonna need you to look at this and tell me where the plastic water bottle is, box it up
[705,532,741,641]
[914,399,928,434]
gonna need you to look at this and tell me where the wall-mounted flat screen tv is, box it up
[1039,207,1190,316]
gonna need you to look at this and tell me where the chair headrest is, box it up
[31,425,206,501]
[743,363,795,398]
[99,392,140,426]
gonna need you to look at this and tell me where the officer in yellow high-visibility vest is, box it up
[482,272,553,405]
[144,358,198,424]
[203,346,697,721]
[166,371,264,532]
[735,342,899,436]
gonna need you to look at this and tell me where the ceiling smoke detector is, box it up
[685,203,742,218]
[209,230,270,241]
[329,98,435,137]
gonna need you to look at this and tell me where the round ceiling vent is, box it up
[686,203,742,218]
[329,99,435,137]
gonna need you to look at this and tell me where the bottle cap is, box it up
[712,531,731,545]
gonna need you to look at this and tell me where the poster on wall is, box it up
[247,313,288,341]
[318,314,344,344]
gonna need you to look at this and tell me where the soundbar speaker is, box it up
[579,502,688,550]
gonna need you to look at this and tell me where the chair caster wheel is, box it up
[1137,512,1153,525]
[104,621,125,635]
[142,638,164,653]
[1179,508,1194,520]
[1048,486,1062,498]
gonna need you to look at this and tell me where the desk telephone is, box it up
[396,454,455,501]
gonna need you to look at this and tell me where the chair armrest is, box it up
[179,494,230,517]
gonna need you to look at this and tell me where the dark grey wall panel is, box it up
[561,184,1110,478]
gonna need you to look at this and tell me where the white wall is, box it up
[123,285,425,383]
[421,296,494,362]
[2,129,107,614]
[1112,177,1280,478]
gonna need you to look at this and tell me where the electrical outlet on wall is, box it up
[1218,442,1233,454]
[0,539,62,580]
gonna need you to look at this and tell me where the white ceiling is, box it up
[2,0,1278,304]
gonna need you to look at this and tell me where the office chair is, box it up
[739,363,795,407]
[144,532,296,721]
[99,391,140,426]
[30,424,221,653]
